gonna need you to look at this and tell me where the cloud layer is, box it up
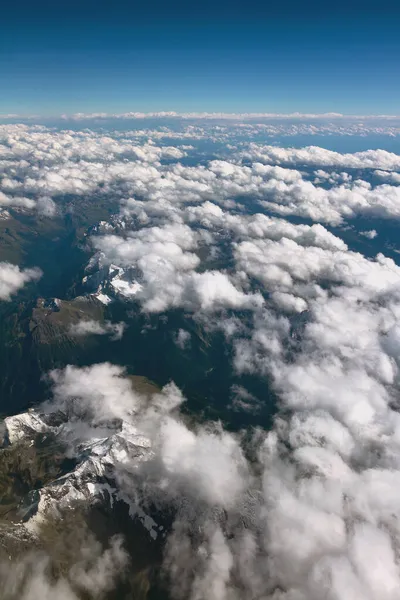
[2,122,400,599]
[1,124,400,227]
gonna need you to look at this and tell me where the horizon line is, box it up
[1,111,400,121]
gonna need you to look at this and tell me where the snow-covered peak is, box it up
[3,411,50,444]
[83,249,143,304]
[2,408,155,535]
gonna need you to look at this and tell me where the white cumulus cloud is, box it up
[0,262,42,300]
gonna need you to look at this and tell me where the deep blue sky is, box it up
[1,0,399,115]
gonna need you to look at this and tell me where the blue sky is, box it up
[1,0,399,115]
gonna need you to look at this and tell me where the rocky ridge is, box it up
[1,407,162,541]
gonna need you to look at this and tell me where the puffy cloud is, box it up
[152,417,249,507]
[93,223,263,313]
[313,169,353,185]
[229,384,262,413]
[69,319,126,340]
[36,195,58,216]
[185,201,347,249]
[0,533,127,600]
[270,291,308,313]
[241,143,400,171]
[360,229,378,239]
[234,236,400,304]
[0,262,42,300]
[46,363,142,424]
[374,170,400,184]
[0,189,35,210]
[175,328,191,349]
[258,177,400,225]
[180,270,263,312]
